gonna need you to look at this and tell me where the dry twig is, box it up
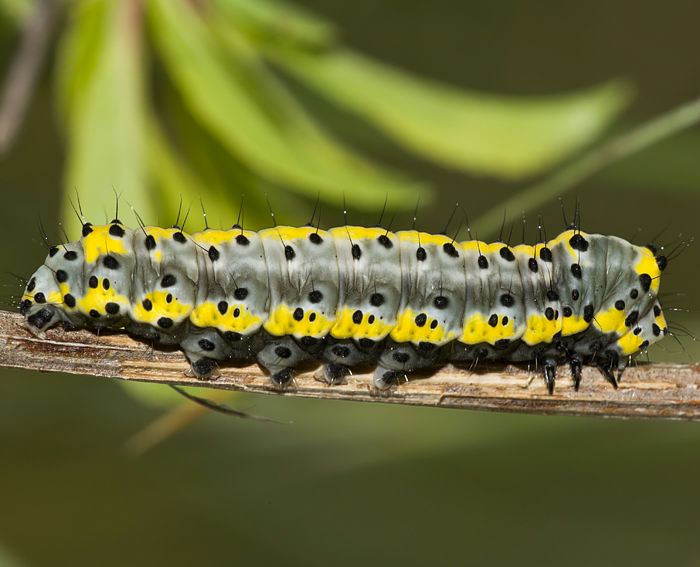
[0,310,698,420]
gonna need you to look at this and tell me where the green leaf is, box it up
[0,0,32,25]
[148,0,427,211]
[158,85,279,229]
[145,117,239,227]
[270,49,633,179]
[54,0,109,124]
[58,0,150,235]
[147,108,286,231]
[213,0,335,49]
[601,130,700,194]
[119,381,192,409]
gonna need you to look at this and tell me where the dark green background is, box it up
[0,1,699,565]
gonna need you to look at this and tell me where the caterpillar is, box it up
[19,213,669,393]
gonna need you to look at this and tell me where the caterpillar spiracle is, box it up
[19,215,669,393]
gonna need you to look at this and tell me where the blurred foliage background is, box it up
[0,0,700,566]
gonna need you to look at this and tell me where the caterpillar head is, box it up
[20,264,64,336]
[20,242,86,336]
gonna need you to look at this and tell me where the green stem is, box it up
[475,96,700,237]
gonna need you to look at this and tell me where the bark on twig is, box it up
[0,310,698,420]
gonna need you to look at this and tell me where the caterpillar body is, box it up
[20,220,668,392]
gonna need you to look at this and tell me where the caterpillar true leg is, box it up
[568,352,583,390]
[542,357,558,395]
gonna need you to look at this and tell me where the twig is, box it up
[124,389,235,457]
[0,0,59,155]
[476,96,700,236]
[168,384,285,423]
[0,310,698,420]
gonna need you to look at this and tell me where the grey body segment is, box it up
[259,227,339,340]
[328,226,402,340]
[43,242,86,329]
[192,229,270,337]
[395,231,466,346]
[129,227,201,345]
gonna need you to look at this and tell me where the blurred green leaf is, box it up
[146,117,238,226]
[54,0,109,124]
[0,541,27,567]
[119,381,191,409]
[148,0,426,211]
[58,0,149,234]
[215,0,336,49]
[270,48,633,179]
[601,130,700,193]
[160,84,280,230]
[0,0,32,25]
[475,96,700,235]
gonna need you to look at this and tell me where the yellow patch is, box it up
[460,313,515,345]
[189,302,220,328]
[82,225,129,264]
[461,241,503,255]
[592,306,627,335]
[143,227,185,263]
[389,309,453,344]
[330,307,393,340]
[655,310,667,330]
[264,304,334,338]
[396,231,451,247]
[190,301,262,334]
[329,226,390,242]
[55,283,75,309]
[192,229,256,246]
[48,291,63,305]
[618,331,644,355]
[145,226,182,242]
[131,290,191,325]
[522,313,562,345]
[76,280,129,317]
[21,291,64,306]
[259,226,327,242]
[512,244,535,257]
[634,248,661,292]
[561,314,590,336]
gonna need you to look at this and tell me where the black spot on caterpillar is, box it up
[20,220,669,393]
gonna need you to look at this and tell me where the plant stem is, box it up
[475,97,700,236]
